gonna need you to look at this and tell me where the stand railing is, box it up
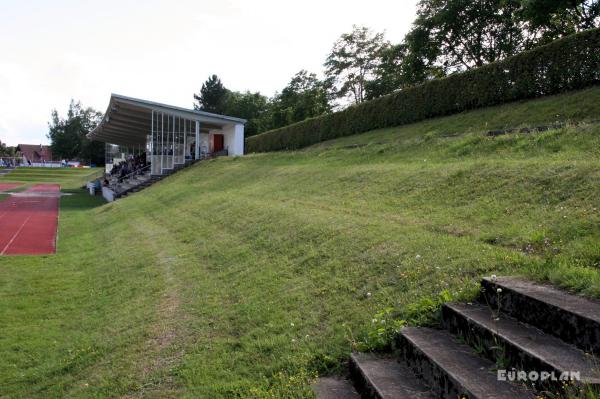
[81,168,106,188]
[110,164,152,193]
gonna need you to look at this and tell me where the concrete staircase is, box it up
[316,277,600,398]
[114,159,199,199]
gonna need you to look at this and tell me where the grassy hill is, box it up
[1,87,600,398]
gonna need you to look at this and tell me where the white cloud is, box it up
[0,0,418,146]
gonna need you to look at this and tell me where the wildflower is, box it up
[290,322,295,327]
[366,292,372,298]
[415,254,422,260]
[497,288,503,294]
[491,274,497,281]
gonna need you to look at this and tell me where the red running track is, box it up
[0,183,23,192]
[0,184,60,255]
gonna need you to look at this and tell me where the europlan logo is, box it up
[498,369,581,382]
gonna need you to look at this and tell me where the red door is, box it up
[213,134,224,152]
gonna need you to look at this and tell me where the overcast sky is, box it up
[0,0,419,146]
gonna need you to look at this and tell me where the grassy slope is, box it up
[1,87,600,398]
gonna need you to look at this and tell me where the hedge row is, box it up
[246,28,600,153]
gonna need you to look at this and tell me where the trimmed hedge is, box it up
[246,28,600,153]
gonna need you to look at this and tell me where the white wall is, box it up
[200,133,210,154]
[194,124,245,156]
[102,186,114,202]
[222,123,244,156]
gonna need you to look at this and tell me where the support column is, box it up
[195,120,200,160]
[233,123,244,156]
[171,114,175,168]
[222,123,245,156]
[151,110,154,174]
[161,112,164,172]
[105,143,109,174]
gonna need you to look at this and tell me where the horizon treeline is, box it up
[193,0,599,137]
[47,0,599,162]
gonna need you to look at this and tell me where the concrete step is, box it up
[480,277,600,353]
[313,377,360,399]
[110,158,203,201]
[443,302,600,390]
[349,353,434,398]
[397,327,533,399]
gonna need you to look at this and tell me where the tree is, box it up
[47,100,104,164]
[520,0,599,43]
[0,140,15,157]
[269,70,331,128]
[223,91,270,137]
[324,25,389,105]
[411,0,528,71]
[400,24,446,84]
[192,75,271,136]
[193,74,229,114]
[364,44,407,100]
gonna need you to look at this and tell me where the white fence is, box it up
[27,162,63,168]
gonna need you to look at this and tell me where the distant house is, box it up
[17,144,54,164]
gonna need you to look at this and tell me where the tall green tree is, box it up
[0,140,14,157]
[364,44,408,100]
[223,91,270,137]
[193,75,271,136]
[399,24,446,84]
[47,100,104,164]
[324,25,389,105]
[269,70,331,128]
[520,0,599,42]
[410,0,528,71]
[193,74,229,114]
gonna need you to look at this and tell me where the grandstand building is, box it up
[88,94,246,175]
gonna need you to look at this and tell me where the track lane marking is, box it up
[1,215,31,255]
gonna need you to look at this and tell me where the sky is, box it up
[0,0,419,146]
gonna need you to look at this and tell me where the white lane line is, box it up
[1,215,31,255]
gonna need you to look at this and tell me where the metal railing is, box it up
[119,163,151,181]
[81,168,106,188]
[110,164,152,193]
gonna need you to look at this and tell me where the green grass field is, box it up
[0,167,103,189]
[1,87,600,398]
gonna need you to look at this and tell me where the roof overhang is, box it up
[87,93,247,146]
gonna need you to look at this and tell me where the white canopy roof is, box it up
[87,94,247,146]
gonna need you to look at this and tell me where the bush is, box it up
[246,28,600,153]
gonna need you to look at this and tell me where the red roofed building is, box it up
[17,144,54,164]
